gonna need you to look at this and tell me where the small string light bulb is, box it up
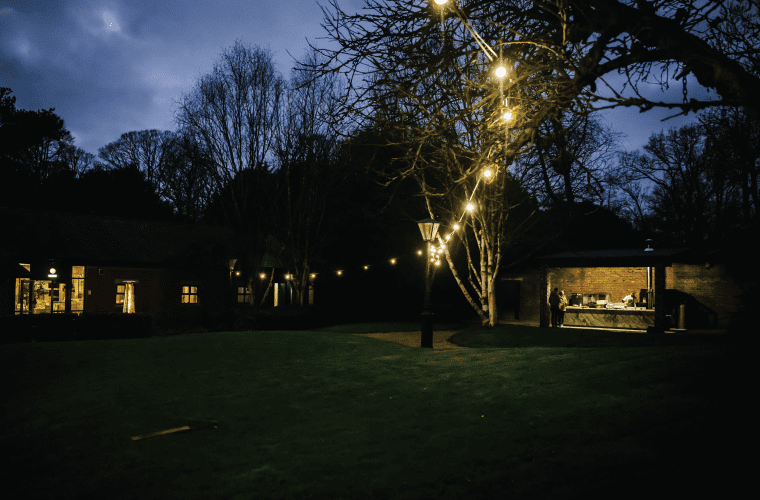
[495,65,507,78]
[466,203,475,212]
[434,0,448,5]
[364,265,369,270]
[337,270,343,276]
[453,223,459,230]
[417,250,423,255]
[259,273,265,279]
[390,259,396,264]
[483,168,493,178]
[503,109,513,122]
[445,234,450,241]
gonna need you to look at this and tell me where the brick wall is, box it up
[84,265,230,327]
[547,267,657,304]
[669,263,740,327]
[500,264,739,329]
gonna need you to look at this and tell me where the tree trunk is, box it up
[259,269,275,306]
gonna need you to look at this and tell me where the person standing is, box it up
[558,291,568,327]
[549,287,561,327]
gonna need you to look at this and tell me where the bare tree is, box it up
[160,130,215,221]
[274,50,352,306]
[619,125,716,244]
[512,111,621,208]
[60,144,95,177]
[175,40,284,306]
[97,129,175,198]
[700,106,760,229]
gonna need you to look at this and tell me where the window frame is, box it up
[181,284,200,305]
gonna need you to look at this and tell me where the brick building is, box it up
[0,207,238,327]
[497,247,741,331]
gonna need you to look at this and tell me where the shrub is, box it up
[0,313,154,343]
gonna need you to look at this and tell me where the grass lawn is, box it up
[0,323,745,499]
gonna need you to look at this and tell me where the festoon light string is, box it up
[280,1,515,280]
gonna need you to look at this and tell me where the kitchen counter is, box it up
[564,306,655,330]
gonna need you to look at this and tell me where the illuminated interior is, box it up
[123,282,135,313]
[14,264,85,315]
[71,266,84,313]
[237,286,250,303]
[182,286,198,304]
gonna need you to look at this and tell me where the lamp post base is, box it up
[421,311,434,348]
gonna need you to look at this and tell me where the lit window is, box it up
[116,285,125,304]
[72,266,84,314]
[182,286,198,304]
[237,286,251,303]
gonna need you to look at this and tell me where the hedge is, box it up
[0,313,154,343]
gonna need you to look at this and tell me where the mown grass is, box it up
[0,323,745,499]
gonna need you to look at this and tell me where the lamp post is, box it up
[417,218,441,348]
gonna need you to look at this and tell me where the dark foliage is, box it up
[0,313,154,343]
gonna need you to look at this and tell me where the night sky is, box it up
[2,0,711,158]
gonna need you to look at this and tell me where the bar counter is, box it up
[564,306,655,330]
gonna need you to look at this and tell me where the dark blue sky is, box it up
[2,0,708,158]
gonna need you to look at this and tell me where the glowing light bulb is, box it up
[364,265,369,270]
[417,250,423,255]
[503,110,513,122]
[310,274,316,278]
[495,66,507,78]
[259,273,265,279]
[483,168,493,178]
[235,271,240,276]
[445,234,450,241]
[434,0,448,5]
[466,203,475,212]
[337,270,343,275]
[390,259,396,264]
[435,260,441,266]
[453,223,460,230]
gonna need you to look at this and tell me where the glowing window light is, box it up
[495,65,507,78]
[466,203,475,212]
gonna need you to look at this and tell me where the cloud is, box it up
[0,0,366,156]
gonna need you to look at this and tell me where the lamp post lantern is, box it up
[417,218,441,348]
